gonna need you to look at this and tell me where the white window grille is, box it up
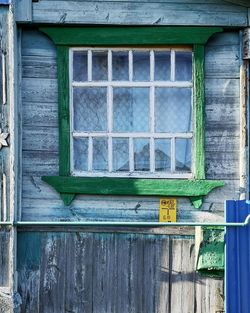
[70,47,193,178]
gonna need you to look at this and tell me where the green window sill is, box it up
[42,176,224,208]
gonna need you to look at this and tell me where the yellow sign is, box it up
[159,198,177,222]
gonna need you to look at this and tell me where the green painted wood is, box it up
[193,44,205,179]
[61,193,75,206]
[190,196,203,209]
[42,176,224,199]
[40,26,223,46]
[57,46,70,176]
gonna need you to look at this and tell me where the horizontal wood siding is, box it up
[31,0,248,26]
[0,229,10,286]
[17,231,224,313]
[21,30,240,221]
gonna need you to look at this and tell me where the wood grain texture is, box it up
[0,229,10,286]
[39,233,66,313]
[15,0,32,22]
[170,238,195,312]
[17,231,224,313]
[195,274,224,312]
[32,1,248,26]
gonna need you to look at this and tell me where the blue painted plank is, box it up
[226,200,250,313]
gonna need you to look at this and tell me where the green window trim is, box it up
[40,26,224,208]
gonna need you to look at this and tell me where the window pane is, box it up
[73,138,88,171]
[133,52,150,81]
[73,87,107,132]
[93,138,108,171]
[154,51,170,81]
[113,138,129,172]
[73,51,88,82]
[134,138,150,171]
[113,88,149,132]
[175,52,192,81]
[112,51,129,81]
[155,88,192,133]
[155,139,171,172]
[175,138,192,172]
[92,51,108,81]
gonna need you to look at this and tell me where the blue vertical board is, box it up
[226,200,250,313]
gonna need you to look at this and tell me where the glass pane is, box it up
[134,138,150,171]
[93,138,108,171]
[133,52,150,81]
[175,138,192,172]
[175,52,192,81]
[155,139,171,172]
[73,51,88,82]
[73,138,88,171]
[92,51,108,81]
[155,88,192,133]
[154,51,170,81]
[112,51,129,81]
[113,88,149,132]
[73,87,107,132]
[113,138,129,172]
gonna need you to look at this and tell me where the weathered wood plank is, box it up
[18,226,195,236]
[22,78,57,104]
[91,233,114,313]
[21,195,224,222]
[154,236,170,313]
[15,0,32,22]
[205,78,240,98]
[18,270,40,313]
[0,229,10,286]
[17,232,224,312]
[39,233,66,313]
[22,151,59,175]
[22,126,58,152]
[142,235,160,313]
[205,98,240,124]
[206,129,239,152]
[22,55,57,79]
[37,0,236,3]
[205,44,240,78]
[206,151,239,179]
[207,31,239,46]
[65,233,93,313]
[170,238,195,313]
[22,102,58,127]
[17,232,41,312]
[22,30,56,57]
[195,275,224,313]
[32,1,248,26]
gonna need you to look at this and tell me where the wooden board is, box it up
[17,231,224,313]
[0,229,10,286]
[15,0,32,22]
[32,0,248,26]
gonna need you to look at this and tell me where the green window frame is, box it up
[41,26,224,208]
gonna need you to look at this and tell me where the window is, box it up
[40,26,224,208]
[71,48,193,178]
